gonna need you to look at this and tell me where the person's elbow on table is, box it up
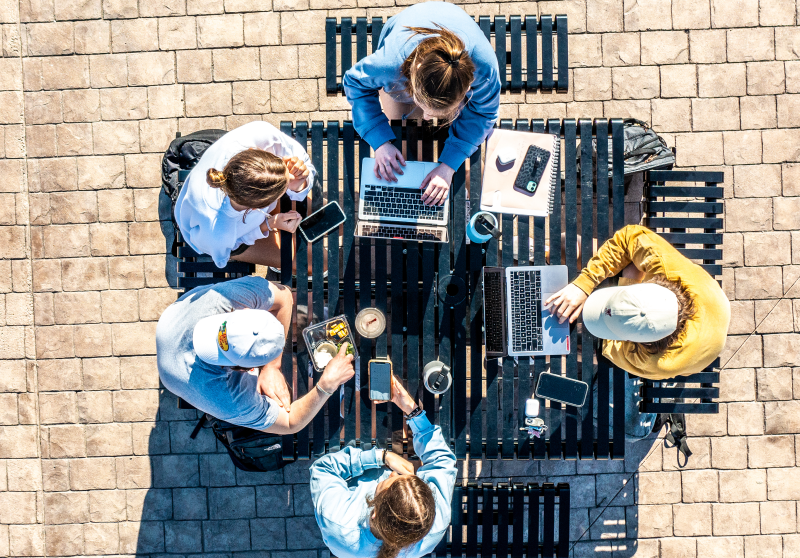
[264,343,355,435]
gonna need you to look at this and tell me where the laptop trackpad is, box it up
[368,163,425,186]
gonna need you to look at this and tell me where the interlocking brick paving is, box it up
[1,0,799,556]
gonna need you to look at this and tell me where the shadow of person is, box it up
[132,386,327,555]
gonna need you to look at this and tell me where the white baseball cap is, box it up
[193,308,284,368]
[582,283,678,343]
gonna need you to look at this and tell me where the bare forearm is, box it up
[264,387,330,435]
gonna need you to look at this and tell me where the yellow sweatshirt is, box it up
[572,225,731,380]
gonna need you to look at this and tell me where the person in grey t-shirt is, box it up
[156,275,354,433]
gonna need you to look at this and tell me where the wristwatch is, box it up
[404,405,423,419]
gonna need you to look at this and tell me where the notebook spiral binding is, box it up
[547,137,561,215]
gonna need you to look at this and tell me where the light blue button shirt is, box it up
[343,2,501,171]
[310,412,457,558]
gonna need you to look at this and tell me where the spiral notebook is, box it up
[480,128,560,217]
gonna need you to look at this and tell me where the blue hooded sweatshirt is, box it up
[343,2,501,171]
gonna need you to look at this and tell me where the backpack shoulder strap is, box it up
[189,414,208,439]
[663,413,693,463]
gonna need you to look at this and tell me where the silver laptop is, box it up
[482,265,570,357]
[356,158,449,242]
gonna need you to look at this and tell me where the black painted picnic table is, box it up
[277,118,627,462]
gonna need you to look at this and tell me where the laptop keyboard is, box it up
[509,270,544,353]
[482,270,506,354]
[360,224,444,242]
[362,184,445,223]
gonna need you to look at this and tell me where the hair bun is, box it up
[207,168,227,186]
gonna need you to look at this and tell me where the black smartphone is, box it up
[513,145,551,195]
[298,201,346,243]
[369,359,393,401]
[535,372,589,407]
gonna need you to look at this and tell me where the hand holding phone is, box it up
[369,359,393,401]
[273,211,302,233]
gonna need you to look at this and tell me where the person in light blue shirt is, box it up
[311,376,457,558]
[344,1,500,206]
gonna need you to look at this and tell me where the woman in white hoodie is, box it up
[174,121,316,269]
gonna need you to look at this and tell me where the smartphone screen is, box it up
[299,202,346,243]
[369,361,392,401]
[535,372,588,407]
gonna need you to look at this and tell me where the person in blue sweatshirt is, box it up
[344,2,500,206]
[310,376,457,558]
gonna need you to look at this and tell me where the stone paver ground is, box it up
[1,0,799,556]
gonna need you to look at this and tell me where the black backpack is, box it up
[161,129,227,255]
[578,118,675,178]
[190,413,286,472]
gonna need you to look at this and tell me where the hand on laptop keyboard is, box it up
[544,284,588,324]
[374,143,406,182]
[420,163,454,206]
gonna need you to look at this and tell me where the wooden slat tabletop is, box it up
[277,118,627,461]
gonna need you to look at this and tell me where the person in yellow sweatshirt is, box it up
[545,224,731,380]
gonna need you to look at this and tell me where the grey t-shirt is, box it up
[156,276,281,430]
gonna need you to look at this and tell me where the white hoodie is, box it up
[174,121,315,268]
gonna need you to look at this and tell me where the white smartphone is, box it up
[298,201,346,243]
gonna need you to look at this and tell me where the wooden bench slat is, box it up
[648,217,724,229]
[674,371,720,383]
[355,17,367,63]
[340,19,353,94]
[436,131,453,447]
[657,232,723,245]
[279,123,296,461]
[308,122,327,457]
[341,122,357,452]
[510,16,523,90]
[374,238,388,446]
[556,15,569,92]
[452,146,469,459]
[526,15,538,90]
[326,122,343,452]
[578,119,596,459]
[643,402,720,414]
[495,16,508,90]
[466,485,479,558]
[468,145,484,461]
[649,185,724,198]
[481,484,493,558]
[371,17,382,53]
[531,119,550,461]
[325,18,336,94]
[541,15,554,90]
[648,201,723,213]
[561,119,580,461]
[358,236,373,449]
[649,169,725,183]
[176,261,252,274]
[484,197,500,459]
[646,387,720,399]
